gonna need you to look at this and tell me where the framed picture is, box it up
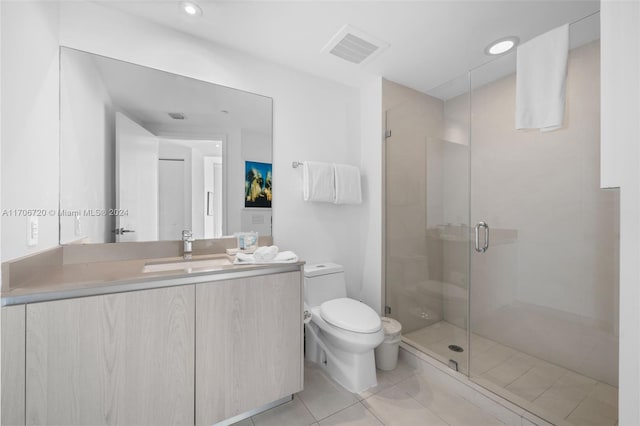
[245,161,272,208]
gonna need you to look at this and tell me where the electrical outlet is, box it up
[27,216,38,247]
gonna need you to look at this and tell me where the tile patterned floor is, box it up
[405,321,618,426]
[233,354,506,426]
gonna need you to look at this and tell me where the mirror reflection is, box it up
[59,47,273,244]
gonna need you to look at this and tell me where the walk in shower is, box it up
[384,12,619,425]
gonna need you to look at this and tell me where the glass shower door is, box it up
[384,74,470,373]
[468,13,619,425]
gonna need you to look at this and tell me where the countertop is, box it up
[1,252,304,306]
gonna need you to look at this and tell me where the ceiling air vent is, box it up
[322,25,389,65]
[168,112,185,120]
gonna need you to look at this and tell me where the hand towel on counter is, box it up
[234,250,299,264]
[253,245,279,262]
[515,23,569,132]
[303,161,335,202]
[333,163,362,204]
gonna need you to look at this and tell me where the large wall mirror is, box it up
[59,47,273,244]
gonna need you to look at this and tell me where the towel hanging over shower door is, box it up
[515,23,569,132]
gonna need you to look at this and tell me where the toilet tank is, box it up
[304,263,347,307]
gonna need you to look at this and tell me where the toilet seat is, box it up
[320,298,381,333]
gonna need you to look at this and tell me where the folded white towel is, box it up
[234,250,298,264]
[303,161,335,202]
[333,163,362,204]
[516,23,569,132]
[253,245,279,262]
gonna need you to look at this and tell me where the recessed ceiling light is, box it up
[180,1,202,17]
[485,36,520,56]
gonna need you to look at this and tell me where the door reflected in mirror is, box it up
[59,47,273,244]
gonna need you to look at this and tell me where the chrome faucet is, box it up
[182,230,194,260]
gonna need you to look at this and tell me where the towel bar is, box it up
[292,161,303,168]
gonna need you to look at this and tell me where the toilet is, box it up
[304,263,384,393]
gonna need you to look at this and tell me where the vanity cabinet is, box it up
[25,285,195,426]
[2,268,303,426]
[2,305,26,426]
[195,271,303,425]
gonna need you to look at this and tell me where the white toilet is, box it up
[304,263,384,393]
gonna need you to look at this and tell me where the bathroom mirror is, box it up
[59,47,273,244]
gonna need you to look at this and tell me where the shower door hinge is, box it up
[384,305,391,315]
[385,130,392,139]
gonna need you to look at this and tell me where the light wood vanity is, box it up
[196,272,302,425]
[1,246,303,426]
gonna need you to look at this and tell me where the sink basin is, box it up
[142,256,233,273]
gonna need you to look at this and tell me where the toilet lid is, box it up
[320,298,381,333]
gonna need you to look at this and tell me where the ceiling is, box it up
[63,47,272,138]
[97,0,600,98]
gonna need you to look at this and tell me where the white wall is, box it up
[359,77,383,313]
[601,0,640,422]
[1,1,60,260]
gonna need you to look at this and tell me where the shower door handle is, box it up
[474,222,490,253]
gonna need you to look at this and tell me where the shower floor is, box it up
[405,321,618,426]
